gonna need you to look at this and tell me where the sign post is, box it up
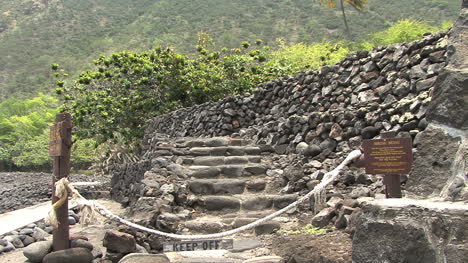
[362,131,413,198]
[49,113,72,251]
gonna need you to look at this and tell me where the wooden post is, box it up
[49,113,72,251]
[380,132,402,198]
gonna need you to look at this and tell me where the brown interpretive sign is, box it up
[362,137,413,175]
[163,239,233,252]
[49,124,62,157]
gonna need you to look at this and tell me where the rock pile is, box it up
[0,172,111,214]
[22,234,102,263]
[0,222,50,254]
[0,210,83,255]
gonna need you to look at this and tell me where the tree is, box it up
[55,41,278,144]
[320,0,368,37]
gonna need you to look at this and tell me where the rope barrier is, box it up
[47,149,362,240]
[45,178,68,228]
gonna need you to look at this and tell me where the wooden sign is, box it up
[163,239,233,252]
[362,137,413,175]
[49,123,63,157]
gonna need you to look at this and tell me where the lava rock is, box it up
[23,240,53,263]
[103,230,136,254]
[43,247,93,263]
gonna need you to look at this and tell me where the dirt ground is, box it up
[269,231,352,263]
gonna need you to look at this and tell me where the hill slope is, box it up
[0,0,460,100]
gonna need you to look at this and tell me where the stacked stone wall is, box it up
[144,32,448,155]
[114,31,454,205]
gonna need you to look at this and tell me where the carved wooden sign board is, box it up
[49,123,63,157]
[163,239,233,252]
[362,137,413,175]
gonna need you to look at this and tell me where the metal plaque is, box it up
[362,137,413,175]
[163,239,233,252]
[49,124,62,157]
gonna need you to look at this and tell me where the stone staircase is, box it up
[166,137,297,235]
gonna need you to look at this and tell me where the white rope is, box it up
[71,149,362,240]
[45,178,69,228]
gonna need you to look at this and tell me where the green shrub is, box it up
[371,19,438,45]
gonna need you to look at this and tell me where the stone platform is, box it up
[353,198,468,263]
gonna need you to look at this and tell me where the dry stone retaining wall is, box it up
[112,30,458,209]
[144,32,448,155]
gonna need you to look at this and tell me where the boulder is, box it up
[43,247,93,263]
[103,230,136,254]
[243,256,284,263]
[23,240,53,263]
[32,227,48,241]
[118,253,169,263]
[406,126,466,200]
[352,198,468,263]
[426,70,468,130]
[311,207,335,228]
[71,239,94,251]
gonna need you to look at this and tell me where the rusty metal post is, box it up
[49,113,72,251]
[380,132,402,198]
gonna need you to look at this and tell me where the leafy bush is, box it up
[371,19,439,45]
[0,94,97,170]
[277,224,327,235]
[266,39,350,73]
[57,40,287,144]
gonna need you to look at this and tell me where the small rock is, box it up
[295,142,309,155]
[311,207,335,228]
[243,256,284,263]
[19,228,34,235]
[309,160,322,169]
[70,234,89,241]
[349,187,371,199]
[69,210,80,223]
[326,196,343,208]
[361,126,379,139]
[44,226,54,234]
[11,236,24,248]
[91,246,103,259]
[307,180,320,190]
[68,216,77,225]
[303,144,322,157]
[118,254,170,263]
[71,239,94,251]
[0,239,7,246]
[255,222,281,235]
[3,241,15,252]
[135,244,148,254]
[104,250,124,263]
[32,227,48,241]
[22,236,35,246]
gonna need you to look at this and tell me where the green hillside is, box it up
[0,0,460,100]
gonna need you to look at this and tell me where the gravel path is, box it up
[0,172,111,214]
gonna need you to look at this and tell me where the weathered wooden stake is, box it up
[380,131,402,198]
[49,113,72,251]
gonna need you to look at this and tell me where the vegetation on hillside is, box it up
[0,0,457,171]
[56,19,450,146]
[0,0,460,100]
[0,94,96,170]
